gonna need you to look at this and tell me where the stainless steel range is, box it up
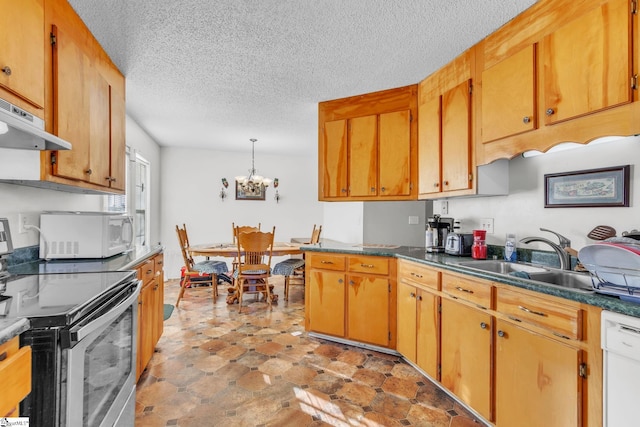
[0,219,140,426]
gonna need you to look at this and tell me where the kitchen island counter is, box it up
[301,242,640,318]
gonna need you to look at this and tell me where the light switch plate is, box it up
[481,218,494,234]
[408,216,419,225]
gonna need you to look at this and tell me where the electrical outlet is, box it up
[434,200,449,215]
[18,212,39,234]
[480,218,494,234]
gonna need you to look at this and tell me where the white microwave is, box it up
[39,211,133,259]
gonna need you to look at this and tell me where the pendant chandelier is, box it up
[235,138,272,195]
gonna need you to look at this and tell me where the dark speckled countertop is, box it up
[0,245,163,346]
[301,242,640,318]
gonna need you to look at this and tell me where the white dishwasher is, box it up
[601,310,640,427]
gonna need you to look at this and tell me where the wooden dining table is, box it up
[188,242,303,258]
[188,242,303,304]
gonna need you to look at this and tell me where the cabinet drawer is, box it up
[497,287,582,340]
[154,253,164,274]
[442,273,492,309]
[137,258,156,283]
[398,260,439,290]
[0,337,32,417]
[307,253,346,271]
[349,255,389,275]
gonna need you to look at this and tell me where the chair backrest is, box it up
[310,225,322,244]
[236,226,275,274]
[176,224,195,270]
[232,222,261,244]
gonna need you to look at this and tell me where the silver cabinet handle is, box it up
[456,286,474,294]
[409,292,416,298]
[2,66,11,76]
[546,108,555,116]
[320,260,333,264]
[410,272,423,278]
[522,116,531,124]
[497,330,505,337]
[480,322,488,329]
[518,305,546,317]
[360,264,374,268]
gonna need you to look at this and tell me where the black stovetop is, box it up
[0,270,137,327]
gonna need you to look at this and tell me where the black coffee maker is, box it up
[426,215,455,253]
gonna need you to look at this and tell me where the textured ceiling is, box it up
[67,0,537,156]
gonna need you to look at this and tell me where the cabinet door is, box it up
[379,110,411,196]
[87,67,111,187]
[347,275,389,347]
[151,278,163,346]
[495,319,581,427]
[441,80,472,192]
[52,24,91,181]
[418,96,441,195]
[0,0,45,108]
[481,44,536,143]
[441,299,492,421]
[348,115,378,197]
[308,270,345,337]
[321,119,348,198]
[109,85,126,191]
[542,0,631,124]
[396,282,418,362]
[137,282,154,379]
[416,290,439,380]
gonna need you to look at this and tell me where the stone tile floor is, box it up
[135,277,487,426]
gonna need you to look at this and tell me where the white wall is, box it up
[159,147,323,279]
[448,135,640,253]
[0,115,162,249]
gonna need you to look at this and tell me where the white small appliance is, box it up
[39,211,133,259]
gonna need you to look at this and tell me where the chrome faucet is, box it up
[519,228,573,270]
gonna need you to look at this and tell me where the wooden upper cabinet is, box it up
[418,96,441,195]
[318,85,417,201]
[321,119,348,198]
[441,80,472,192]
[109,85,127,191]
[477,0,638,164]
[379,110,412,197]
[88,66,111,187]
[481,44,537,143]
[0,0,45,110]
[348,114,378,197]
[542,0,632,124]
[418,47,475,199]
[52,24,91,182]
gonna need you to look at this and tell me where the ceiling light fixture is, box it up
[235,138,272,196]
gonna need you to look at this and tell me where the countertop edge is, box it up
[0,318,30,346]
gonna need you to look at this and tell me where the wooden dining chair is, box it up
[234,226,276,312]
[175,224,229,306]
[273,224,322,301]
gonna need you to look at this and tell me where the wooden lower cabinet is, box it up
[395,260,600,426]
[397,263,440,379]
[306,252,396,349]
[0,336,32,417]
[307,270,345,337]
[347,275,390,347]
[495,319,581,427]
[441,298,493,421]
[136,252,164,381]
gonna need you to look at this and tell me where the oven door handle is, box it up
[64,280,141,348]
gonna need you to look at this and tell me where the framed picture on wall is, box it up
[544,165,630,208]
[235,180,266,201]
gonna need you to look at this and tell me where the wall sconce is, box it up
[220,177,229,201]
[273,178,280,203]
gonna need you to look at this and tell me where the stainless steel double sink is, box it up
[455,260,595,293]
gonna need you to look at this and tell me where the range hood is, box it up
[0,97,71,151]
